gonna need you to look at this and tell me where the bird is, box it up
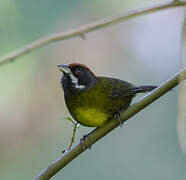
[57,63,157,128]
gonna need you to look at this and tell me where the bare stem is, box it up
[0,1,186,66]
[34,68,186,180]
[66,123,79,151]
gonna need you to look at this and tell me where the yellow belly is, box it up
[75,108,109,127]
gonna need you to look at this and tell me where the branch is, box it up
[34,68,186,180]
[0,1,186,66]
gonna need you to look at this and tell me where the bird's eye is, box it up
[74,70,81,75]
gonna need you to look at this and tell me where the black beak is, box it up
[57,64,71,74]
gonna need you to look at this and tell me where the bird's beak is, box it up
[57,64,71,74]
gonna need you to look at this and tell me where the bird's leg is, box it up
[80,128,97,150]
[80,135,89,150]
[114,110,123,127]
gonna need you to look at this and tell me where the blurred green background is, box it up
[0,0,185,179]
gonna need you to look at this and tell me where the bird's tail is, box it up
[132,86,157,93]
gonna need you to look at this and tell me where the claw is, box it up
[80,137,86,150]
[80,134,92,150]
[115,111,123,127]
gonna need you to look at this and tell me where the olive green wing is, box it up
[96,76,137,98]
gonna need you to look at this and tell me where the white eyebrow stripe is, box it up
[69,73,85,89]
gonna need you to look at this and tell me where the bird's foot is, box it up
[114,111,123,127]
[80,128,98,150]
[80,131,94,151]
[80,134,90,150]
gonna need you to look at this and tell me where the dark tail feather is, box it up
[133,86,157,93]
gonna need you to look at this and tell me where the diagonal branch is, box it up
[34,68,186,180]
[0,1,186,66]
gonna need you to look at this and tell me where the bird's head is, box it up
[57,63,96,95]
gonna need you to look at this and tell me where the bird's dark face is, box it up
[57,63,96,97]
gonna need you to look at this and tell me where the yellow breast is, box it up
[75,108,109,127]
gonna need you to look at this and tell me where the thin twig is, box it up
[66,123,79,152]
[34,68,186,180]
[62,118,79,153]
[0,1,186,66]
[67,123,77,150]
